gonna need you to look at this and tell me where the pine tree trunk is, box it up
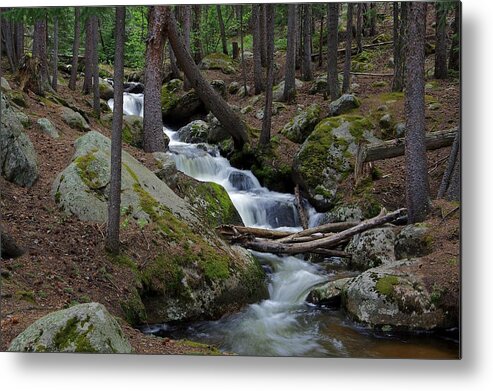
[342,3,353,93]
[260,4,275,147]
[32,18,50,93]
[259,5,267,67]
[164,7,249,150]
[448,3,460,71]
[283,4,297,103]
[83,16,93,94]
[14,21,24,64]
[392,2,400,91]
[369,3,377,36]
[192,5,204,64]
[327,3,340,101]
[252,4,264,94]
[318,13,324,67]
[1,13,17,71]
[91,15,100,118]
[182,5,192,90]
[143,6,168,153]
[240,5,247,94]
[217,5,228,55]
[51,16,59,91]
[356,3,363,53]
[106,6,126,255]
[295,7,302,70]
[405,2,429,224]
[169,44,181,79]
[69,7,81,91]
[302,4,313,81]
[392,2,408,92]
[434,3,448,79]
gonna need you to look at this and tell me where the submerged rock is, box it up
[8,303,132,353]
[346,227,396,270]
[36,118,59,139]
[280,104,322,143]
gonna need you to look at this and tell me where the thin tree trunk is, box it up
[252,4,264,94]
[295,6,302,70]
[327,3,340,101]
[283,4,297,102]
[448,3,460,71]
[392,2,400,91]
[239,5,247,95]
[192,5,204,64]
[393,2,408,92]
[32,18,50,93]
[302,4,313,81]
[69,7,81,91]
[1,13,17,71]
[356,3,363,53]
[434,3,448,79]
[165,7,249,150]
[259,5,267,67]
[438,129,460,199]
[217,5,228,55]
[318,13,324,67]
[342,3,353,93]
[143,6,168,152]
[106,6,126,255]
[91,15,100,118]
[83,16,93,94]
[14,21,24,64]
[51,16,59,91]
[405,2,429,223]
[169,44,180,79]
[182,4,192,90]
[260,4,275,147]
[369,3,377,36]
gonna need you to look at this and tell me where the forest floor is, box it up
[1,12,460,353]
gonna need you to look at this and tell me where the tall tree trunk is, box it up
[51,16,59,91]
[434,3,448,79]
[1,12,17,71]
[252,4,264,94]
[106,6,126,255]
[392,2,408,92]
[143,6,168,153]
[91,15,100,118]
[69,7,81,91]
[327,3,340,101]
[32,18,50,93]
[283,4,297,103]
[164,7,249,150]
[192,5,203,64]
[14,21,24,64]
[448,3,460,72]
[217,5,228,55]
[260,4,275,147]
[182,4,192,90]
[259,5,267,67]
[168,44,180,79]
[83,16,93,94]
[392,2,400,91]
[239,5,247,95]
[356,3,363,53]
[302,4,313,81]
[295,7,302,70]
[318,13,324,67]
[369,3,377,36]
[405,2,429,224]
[342,3,353,93]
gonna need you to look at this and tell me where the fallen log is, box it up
[230,209,406,256]
[216,225,293,240]
[276,221,358,243]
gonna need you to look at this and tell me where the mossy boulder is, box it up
[36,118,59,139]
[99,79,114,100]
[307,277,353,307]
[177,120,209,144]
[210,79,227,97]
[205,112,231,145]
[395,223,434,260]
[60,106,91,132]
[346,227,396,271]
[162,89,203,122]
[280,104,322,143]
[342,260,456,330]
[309,75,328,95]
[8,303,132,353]
[199,52,237,74]
[328,94,360,116]
[1,76,12,91]
[272,79,304,102]
[292,115,380,211]
[122,115,167,149]
[318,205,364,225]
[0,95,38,187]
[228,81,240,94]
[9,91,28,108]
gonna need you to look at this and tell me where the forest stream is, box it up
[113,92,459,358]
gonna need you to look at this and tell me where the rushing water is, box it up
[111,92,459,358]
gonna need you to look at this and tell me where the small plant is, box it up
[137,218,148,229]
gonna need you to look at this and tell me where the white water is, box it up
[114,93,330,355]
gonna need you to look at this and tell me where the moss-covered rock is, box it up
[177,120,209,144]
[280,104,322,143]
[199,52,237,74]
[60,106,91,132]
[8,303,132,353]
[9,91,28,108]
[328,94,360,116]
[99,79,114,100]
[346,227,396,271]
[307,277,353,307]
[272,79,304,102]
[395,223,434,260]
[1,76,11,91]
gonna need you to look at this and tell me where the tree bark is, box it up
[143,6,168,153]
[259,5,267,67]
[182,4,192,90]
[318,13,324,67]
[302,4,313,81]
[192,5,204,64]
[14,20,24,65]
[342,3,353,93]
[217,5,228,55]
[356,3,363,53]
[239,5,247,95]
[51,16,59,91]
[106,6,126,255]
[1,12,17,71]
[392,2,408,92]
[252,4,264,94]
[438,128,460,200]
[31,18,50,94]
[83,16,93,94]
[327,3,340,101]
[405,2,429,223]
[165,7,249,150]
[283,4,297,103]
[169,44,181,80]
[434,3,448,79]
[260,4,275,147]
[448,3,460,71]
[369,3,377,36]
[295,5,302,70]
[91,15,100,118]
[392,2,400,92]
[69,7,81,91]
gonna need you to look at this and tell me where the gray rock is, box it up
[177,120,209,144]
[307,277,352,306]
[273,79,304,102]
[428,102,441,111]
[228,81,240,95]
[199,52,236,74]
[162,89,202,121]
[395,223,434,260]
[309,75,328,94]
[237,85,251,98]
[153,152,178,188]
[343,259,455,330]
[321,205,364,224]
[122,115,164,149]
[99,79,114,100]
[240,105,254,114]
[206,113,231,144]
[36,118,60,139]
[280,104,322,143]
[1,77,11,91]
[8,303,132,353]
[210,79,227,97]
[0,96,38,187]
[395,123,406,138]
[60,106,91,132]
[15,110,30,127]
[346,227,396,270]
[328,94,360,116]
[379,113,393,129]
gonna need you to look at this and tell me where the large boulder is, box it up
[162,89,203,122]
[99,79,114,100]
[177,120,209,144]
[273,79,304,102]
[205,112,231,144]
[36,118,59,139]
[8,303,132,353]
[60,106,91,132]
[328,94,361,116]
[292,115,379,211]
[342,260,456,330]
[0,96,38,187]
[394,223,434,260]
[307,277,353,307]
[346,227,396,271]
[199,52,237,74]
[280,104,322,143]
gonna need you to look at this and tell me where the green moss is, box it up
[194,182,240,227]
[375,275,399,297]
[54,191,61,204]
[380,91,404,104]
[161,82,181,112]
[74,151,102,190]
[123,163,139,183]
[120,288,147,325]
[177,339,223,355]
[15,290,36,304]
[53,317,97,353]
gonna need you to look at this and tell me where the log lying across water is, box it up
[216,208,406,256]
